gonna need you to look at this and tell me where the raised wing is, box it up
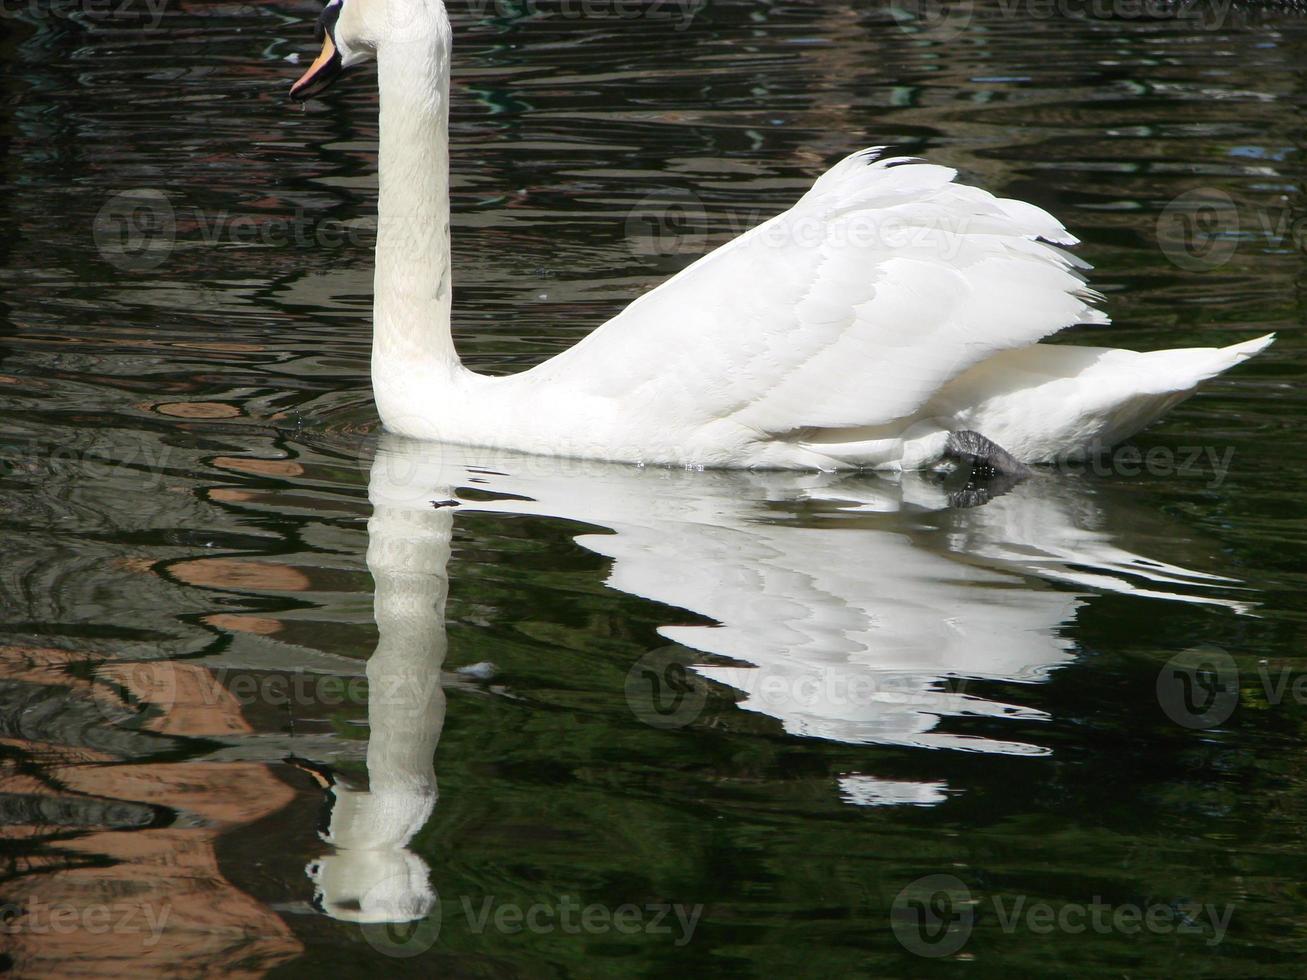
[524,149,1107,434]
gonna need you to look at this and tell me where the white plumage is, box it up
[293,0,1271,471]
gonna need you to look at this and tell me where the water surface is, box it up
[1,1,1306,976]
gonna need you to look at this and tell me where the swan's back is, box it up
[487,149,1106,467]
[410,149,1268,470]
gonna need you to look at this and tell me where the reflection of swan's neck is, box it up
[373,24,460,416]
[307,486,452,924]
[363,502,451,806]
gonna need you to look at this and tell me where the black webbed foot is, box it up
[943,430,1034,480]
[934,430,1034,508]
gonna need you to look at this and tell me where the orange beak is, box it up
[290,33,342,102]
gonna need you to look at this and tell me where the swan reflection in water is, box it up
[304,432,1249,921]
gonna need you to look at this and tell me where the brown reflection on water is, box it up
[170,558,312,593]
[151,402,243,420]
[0,647,301,978]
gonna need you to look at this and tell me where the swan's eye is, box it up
[317,0,343,43]
[290,0,355,102]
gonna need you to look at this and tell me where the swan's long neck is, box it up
[373,23,460,417]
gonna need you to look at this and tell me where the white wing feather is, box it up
[523,149,1107,436]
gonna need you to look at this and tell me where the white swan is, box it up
[290,0,1272,472]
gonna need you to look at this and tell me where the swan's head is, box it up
[290,0,447,102]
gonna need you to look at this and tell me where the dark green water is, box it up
[2,1,1306,976]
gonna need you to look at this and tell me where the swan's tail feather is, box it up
[1158,332,1275,390]
[959,333,1277,463]
[791,333,1274,470]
